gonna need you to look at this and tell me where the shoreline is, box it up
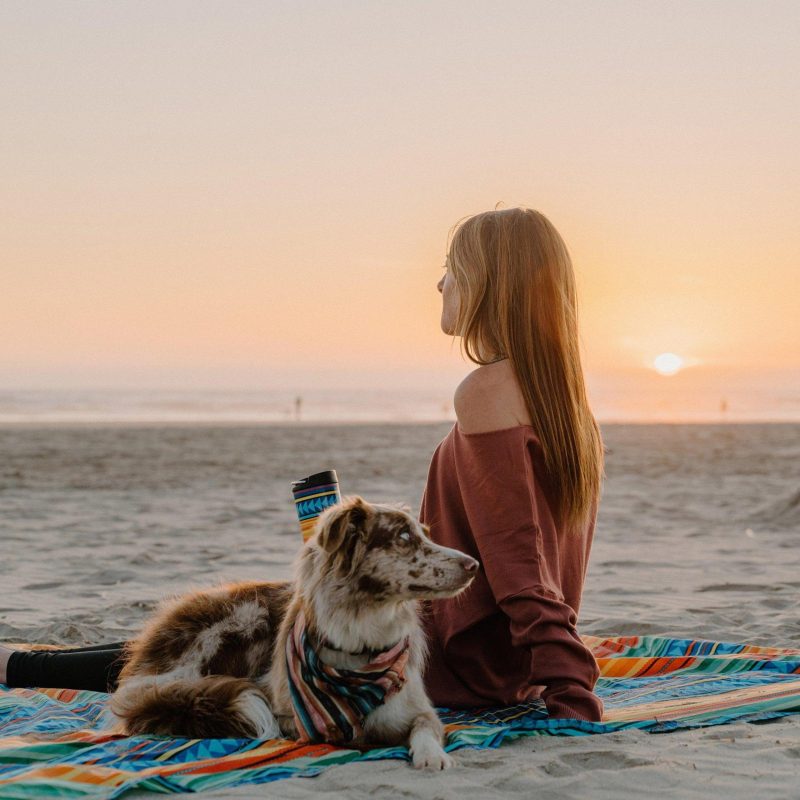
[0,419,797,429]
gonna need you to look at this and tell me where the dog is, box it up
[110,496,479,770]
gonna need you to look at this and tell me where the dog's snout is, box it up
[460,555,479,573]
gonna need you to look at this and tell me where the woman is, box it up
[1,206,604,721]
[419,206,604,720]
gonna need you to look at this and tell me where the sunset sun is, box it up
[653,352,684,376]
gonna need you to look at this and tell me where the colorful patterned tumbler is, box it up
[291,470,341,542]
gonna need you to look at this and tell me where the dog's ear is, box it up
[316,495,372,553]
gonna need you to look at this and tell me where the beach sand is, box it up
[1,422,799,797]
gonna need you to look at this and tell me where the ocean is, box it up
[0,389,456,425]
[1,382,798,426]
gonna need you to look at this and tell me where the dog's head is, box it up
[308,495,479,602]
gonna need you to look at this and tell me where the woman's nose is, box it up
[436,276,444,293]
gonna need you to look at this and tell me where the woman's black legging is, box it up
[5,642,128,693]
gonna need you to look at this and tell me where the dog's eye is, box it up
[399,530,412,542]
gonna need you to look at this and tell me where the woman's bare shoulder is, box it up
[453,361,532,434]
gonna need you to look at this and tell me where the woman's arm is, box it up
[465,517,603,721]
[497,584,603,720]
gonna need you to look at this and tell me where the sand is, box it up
[1,421,799,798]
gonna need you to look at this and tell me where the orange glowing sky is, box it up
[1,2,798,419]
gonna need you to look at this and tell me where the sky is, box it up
[1,1,798,420]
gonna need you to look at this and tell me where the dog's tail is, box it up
[111,675,281,739]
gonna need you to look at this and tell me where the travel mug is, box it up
[291,469,341,542]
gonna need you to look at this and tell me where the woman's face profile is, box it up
[437,261,460,335]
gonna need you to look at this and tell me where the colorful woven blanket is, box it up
[1,633,799,799]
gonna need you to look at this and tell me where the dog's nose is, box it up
[459,555,479,573]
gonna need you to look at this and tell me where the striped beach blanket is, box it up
[1,632,799,798]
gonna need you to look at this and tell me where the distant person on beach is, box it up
[1,207,605,721]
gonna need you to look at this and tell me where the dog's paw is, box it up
[409,736,454,770]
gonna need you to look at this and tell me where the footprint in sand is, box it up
[555,750,656,771]
[21,581,64,591]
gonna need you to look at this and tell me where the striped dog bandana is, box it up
[285,609,410,744]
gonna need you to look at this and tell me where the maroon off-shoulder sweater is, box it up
[419,423,603,721]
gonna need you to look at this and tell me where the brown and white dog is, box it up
[110,496,479,769]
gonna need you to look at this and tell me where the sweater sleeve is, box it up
[498,586,603,721]
[456,436,603,721]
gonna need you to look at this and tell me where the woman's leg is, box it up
[1,642,128,692]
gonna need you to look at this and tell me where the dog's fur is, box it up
[111,496,479,769]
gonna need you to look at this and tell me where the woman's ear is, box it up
[316,496,371,553]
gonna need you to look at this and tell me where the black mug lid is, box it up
[291,469,339,490]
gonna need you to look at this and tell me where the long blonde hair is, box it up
[447,206,604,530]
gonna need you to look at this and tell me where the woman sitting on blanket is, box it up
[0,207,605,722]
